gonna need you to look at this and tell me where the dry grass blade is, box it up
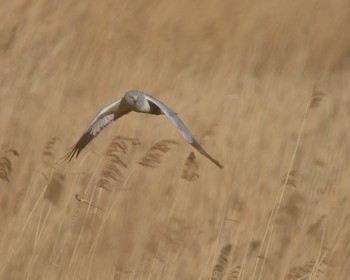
[1,1,349,279]
[252,85,321,280]
[181,152,200,182]
[138,139,178,168]
[97,135,141,191]
[210,244,232,280]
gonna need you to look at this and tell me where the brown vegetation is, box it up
[0,0,350,279]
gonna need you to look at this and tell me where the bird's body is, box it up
[65,90,223,168]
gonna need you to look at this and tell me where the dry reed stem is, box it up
[21,169,55,233]
[25,168,58,278]
[0,176,34,274]
[308,228,327,280]
[167,182,184,220]
[257,223,275,280]
[86,168,136,279]
[35,171,66,246]
[181,152,200,182]
[25,205,53,279]
[67,156,103,273]
[88,135,141,244]
[34,198,51,247]
[252,84,324,280]
[138,139,178,168]
[0,178,49,275]
[92,135,141,241]
[23,168,55,279]
[48,172,82,280]
[237,235,255,280]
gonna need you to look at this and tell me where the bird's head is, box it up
[125,91,143,106]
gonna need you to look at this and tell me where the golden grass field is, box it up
[1,0,350,279]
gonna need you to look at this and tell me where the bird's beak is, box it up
[132,96,138,103]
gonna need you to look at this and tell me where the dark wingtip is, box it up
[191,140,223,169]
[61,145,80,163]
[211,159,223,169]
[62,131,94,163]
[200,151,223,169]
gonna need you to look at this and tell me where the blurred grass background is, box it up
[1,0,350,279]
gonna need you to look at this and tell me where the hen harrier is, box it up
[64,90,223,168]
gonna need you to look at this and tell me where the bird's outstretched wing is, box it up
[64,98,131,162]
[144,93,223,168]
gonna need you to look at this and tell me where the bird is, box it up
[64,90,223,168]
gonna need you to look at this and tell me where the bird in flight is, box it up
[64,90,223,168]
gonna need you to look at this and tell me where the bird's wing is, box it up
[64,98,131,162]
[144,93,223,168]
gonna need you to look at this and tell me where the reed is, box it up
[210,244,232,280]
[138,139,178,168]
[181,152,200,182]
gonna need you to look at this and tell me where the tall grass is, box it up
[0,0,350,279]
